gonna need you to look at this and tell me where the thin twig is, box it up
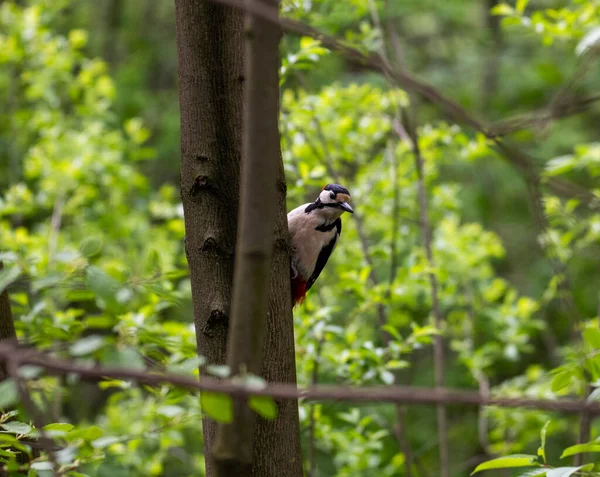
[489,93,600,136]
[398,108,449,477]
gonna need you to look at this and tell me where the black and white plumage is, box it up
[288,184,353,305]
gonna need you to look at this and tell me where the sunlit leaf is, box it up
[472,455,539,474]
[551,370,572,393]
[491,3,515,16]
[561,443,600,458]
[249,396,278,420]
[43,423,74,433]
[200,392,233,423]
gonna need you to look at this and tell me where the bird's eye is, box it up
[329,192,335,200]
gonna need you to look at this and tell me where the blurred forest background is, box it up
[1,0,600,475]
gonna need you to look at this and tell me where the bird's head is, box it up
[315,183,354,214]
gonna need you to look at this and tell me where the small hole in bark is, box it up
[189,175,210,197]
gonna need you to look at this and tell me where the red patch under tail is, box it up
[291,275,307,306]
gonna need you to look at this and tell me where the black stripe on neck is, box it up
[316,218,342,234]
[305,199,340,214]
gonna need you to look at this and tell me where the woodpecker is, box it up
[288,183,353,305]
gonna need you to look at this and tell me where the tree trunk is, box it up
[174,1,243,473]
[174,1,302,476]
[0,261,17,381]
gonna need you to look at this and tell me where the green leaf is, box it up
[206,365,231,378]
[86,266,121,309]
[17,366,43,380]
[65,426,103,442]
[516,0,528,13]
[91,436,121,449]
[200,392,232,423]
[156,405,184,418]
[79,237,103,258]
[1,421,32,434]
[583,328,600,349]
[167,356,205,375]
[101,347,145,370]
[545,155,576,176]
[69,335,106,357]
[300,36,319,49]
[561,443,600,458]
[249,396,278,420]
[43,423,74,433]
[551,370,572,392]
[0,380,18,409]
[490,3,515,16]
[547,465,593,477]
[30,462,54,471]
[471,455,539,474]
[0,265,21,294]
[145,249,161,275]
[516,471,547,477]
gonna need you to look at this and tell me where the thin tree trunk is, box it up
[0,261,17,381]
[174,1,243,474]
[212,0,289,472]
[174,1,302,476]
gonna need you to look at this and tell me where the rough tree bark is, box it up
[174,0,243,472]
[174,1,302,476]
[0,261,17,381]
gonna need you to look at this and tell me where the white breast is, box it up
[288,204,338,280]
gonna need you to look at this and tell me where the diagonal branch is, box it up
[208,0,599,208]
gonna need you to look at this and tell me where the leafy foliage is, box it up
[1,0,600,475]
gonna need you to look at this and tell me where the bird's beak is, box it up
[338,202,354,213]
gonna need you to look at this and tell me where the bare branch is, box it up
[0,344,599,414]
[489,93,600,136]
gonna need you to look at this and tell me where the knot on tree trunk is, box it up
[201,309,229,337]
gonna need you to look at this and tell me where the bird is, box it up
[287,183,353,305]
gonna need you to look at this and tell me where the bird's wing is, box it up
[306,218,341,291]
